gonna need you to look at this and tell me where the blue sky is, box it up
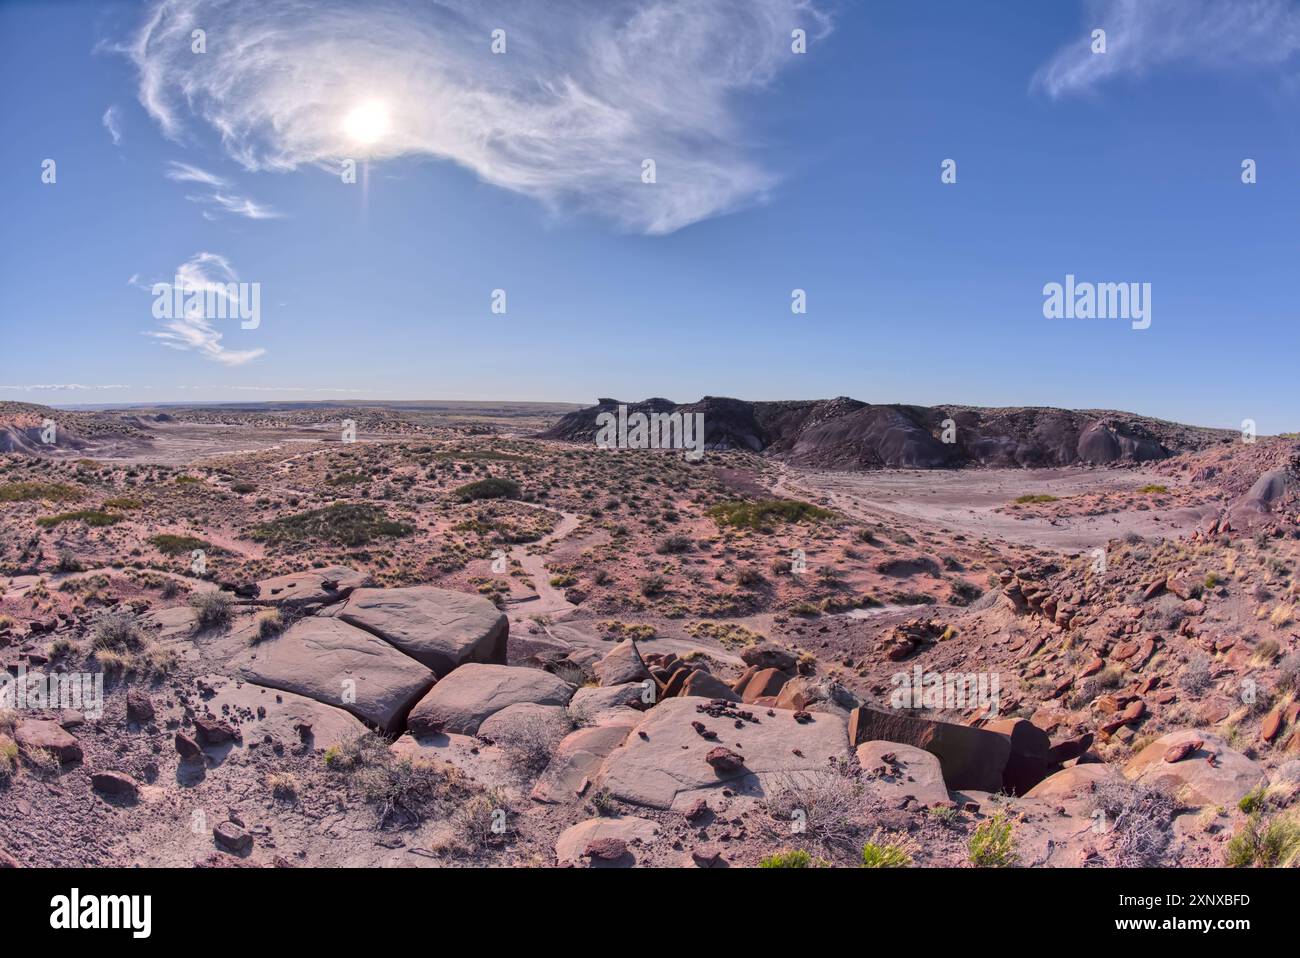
[2,0,1299,431]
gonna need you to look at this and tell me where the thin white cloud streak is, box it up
[125,0,830,234]
[102,106,122,145]
[144,252,266,366]
[165,162,282,218]
[0,384,134,391]
[1034,0,1300,98]
[164,160,227,186]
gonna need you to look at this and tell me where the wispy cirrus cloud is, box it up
[164,161,282,219]
[164,160,226,187]
[102,105,122,145]
[1034,0,1300,98]
[143,252,266,366]
[124,0,830,234]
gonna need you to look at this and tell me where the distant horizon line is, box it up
[12,396,1292,436]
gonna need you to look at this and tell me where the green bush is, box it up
[1226,813,1300,867]
[861,838,913,868]
[0,481,83,503]
[759,849,817,868]
[251,503,413,547]
[150,534,211,556]
[37,509,121,528]
[968,811,1018,867]
[707,499,832,529]
[452,477,521,502]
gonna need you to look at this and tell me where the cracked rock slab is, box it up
[594,696,849,811]
[231,617,435,734]
[335,586,507,676]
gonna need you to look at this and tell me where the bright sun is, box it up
[343,100,390,146]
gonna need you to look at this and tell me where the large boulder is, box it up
[532,725,633,803]
[985,718,1052,795]
[1025,763,1123,800]
[594,696,849,810]
[740,668,789,704]
[847,707,1011,792]
[592,639,650,687]
[554,816,659,866]
[1123,729,1266,806]
[183,675,368,751]
[406,664,574,736]
[254,567,369,610]
[856,741,949,806]
[568,684,647,726]
[232,617,435,734]
[677,670,741,702]
[740,643,799,672]
[14,720,82,764]
[336,586,507,676]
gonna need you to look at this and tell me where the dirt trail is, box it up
[505,505,582,623]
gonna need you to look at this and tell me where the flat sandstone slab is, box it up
[232,617,435,734]
[189,674,368,750]
[407,663,575,736]
[337,586,507,676]
[594,696,849,811]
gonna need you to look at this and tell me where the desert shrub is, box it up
[251,502,412,547]
[1239,785,1269,815]
[0,482,82,503]
[763,766,872,857]
[1013,494,1057,504]
[37,510,121,528]
[639,575,667,597]
[1089,779,1178,866]
[655,535,692,555]
[861,832,915,868]
[102,497,141,510]
[685,620,763,649]
[1278,652,1300,692]
[707,499,832,530]
[948,579,983,605]
[254,609,285,642]
[968,812,1017,867]
[759,849,819,868]
[91,611,144,652]
[450,790,511,852]
[0,735,18,783]
[267,772,299,800]
[1148,593,1187,630]
[1137,484,1169,494]
[55,548,82,573]
[453,478,521,502]
[190,591,233,630]
[1179,653,1213,694]
[230,482,257,494]
[150,534,210,556]
[735,566,766,587]
[1226,813,1300,867]
[489,716,571,775]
